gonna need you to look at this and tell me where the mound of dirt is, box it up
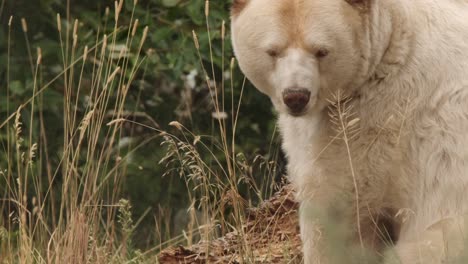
[158,185,302,263]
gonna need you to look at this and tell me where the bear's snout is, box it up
[282,88,311,115]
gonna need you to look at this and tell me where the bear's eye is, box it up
[266,49,279,58]
[316,48,330,59]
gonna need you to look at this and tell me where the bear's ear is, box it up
[344,0,371,11]
[231,0,249,17]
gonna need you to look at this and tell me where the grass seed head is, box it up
[83,45,88,61]
[79,110,95,139]
[205,0,210,17]
[230,57,236,70]
[139,26,149,49]
[132,19,139,37]
[101,34,108,56]
[106,118,126,126]
[105,67,121,88]
[56,13,61,32]
[73,19,78,37]
[115,0,124,22]
[29,143,38,162]
[14,106,23,140]
[36,47,42,65]
[192,30,200,50]
[221,20,226,40]
[21,18,28,33]
[169,121,183,131]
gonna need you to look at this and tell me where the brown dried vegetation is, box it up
[159,185,302,263]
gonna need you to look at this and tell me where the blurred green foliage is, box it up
[0,0,281,248]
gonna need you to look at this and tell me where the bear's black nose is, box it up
[282,89,311,115]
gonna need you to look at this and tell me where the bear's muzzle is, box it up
[282,88,311,115]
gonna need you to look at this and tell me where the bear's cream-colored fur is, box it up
[231,0,468,263]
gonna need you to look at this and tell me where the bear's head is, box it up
[231,0,372,116]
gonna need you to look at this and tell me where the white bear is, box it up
[231,0,468,263]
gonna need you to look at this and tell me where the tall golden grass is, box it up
[0,1,284,263]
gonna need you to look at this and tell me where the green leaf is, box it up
[9,81,25,96]
[162,0,180,7]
